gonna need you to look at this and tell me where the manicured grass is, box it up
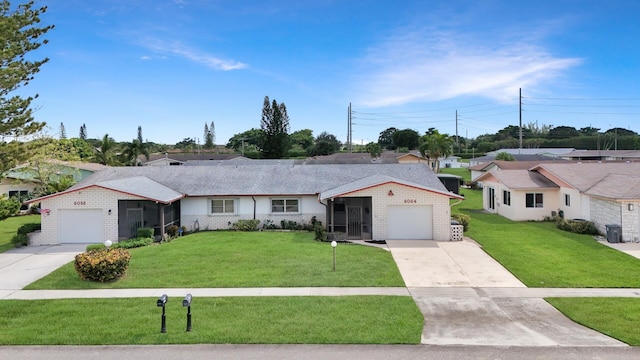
[27,231,405,289]
[547,298,640,345]
[457,189,640,287]
[0,296,423,345]
[0,215,40,253]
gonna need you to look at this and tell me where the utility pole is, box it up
[519,88,523,152]
[347,102,353,153]
[455,110,459,153]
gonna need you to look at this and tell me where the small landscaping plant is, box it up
[232,219,260,231]
[166,225,179,238]
[113,237,153,249]
[451,213,470,231]
[314,220,327,241]
[74,248,131,282]
[556,218,599,235]
[136,227,154,239]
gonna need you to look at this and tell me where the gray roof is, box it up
[96,176,184,203]
[62,163,457,200]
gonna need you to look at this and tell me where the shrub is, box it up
[262,219,278,229]
[167,225,179,238]
[451,213,470,231]
[232,219,260,231]
[11,233,28,247]
[136,227,154,239]
[314,220,327,242]
[17,223,41,235]
[86,243,105,251]
[281,220,300,230]
[556,219,599,235]
[112,237,153,249]
[74,248,131,282]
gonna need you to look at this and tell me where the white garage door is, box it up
[57,209,103,243]
[387,205,433,240]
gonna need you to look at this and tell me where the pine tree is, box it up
[260,96,290,159]
[79,123,87,140]
[0,1,53,175]
[59,122,66,139]
[210,121,216,145]
[204,122,213,149]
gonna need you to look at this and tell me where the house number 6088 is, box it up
[73,201,86,206]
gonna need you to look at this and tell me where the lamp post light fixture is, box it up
[104,240,112,249]
[157,294,168,333]
[331,240,337,272]
[183,293,193,332]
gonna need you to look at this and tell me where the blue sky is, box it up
[25,0,640,145]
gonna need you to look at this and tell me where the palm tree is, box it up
[419,130,453,173]
[121,139,149,166]
[93,134,118,166]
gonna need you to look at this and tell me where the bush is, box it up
[136,227,154,239]
[11,233,28,247]
[451,213,470,231]
[314,220,327,242]
[556,219,599,235]
[86,243,105,251]
[74,248,131,282]
[232,219,260,231]
[112,237,153,249]
[166,225,179,238]
[17,223,41,235]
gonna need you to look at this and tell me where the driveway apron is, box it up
[387,239,626,347]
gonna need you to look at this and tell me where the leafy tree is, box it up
[378,127,397,150]
[548,126,579,139]
[419,130,453,173]
[174,137,197,150]
[46,175,75,193]
[0,1,53,176]
[495,152,515,161]
[392,129,420,150]
[260,96,290,159]
[226,128,263,154]
[308,131,341,156]
[579,126,600,136]
[495,125,531,141]
[605,127,637,137]
[93,134,119,166]
[59,122,66,139]
[0,195,20,221]
[366,142,382,158]
[79,123,87,140]
[121,139,149,166]
[290,129,314,150]
[203,122,214,149]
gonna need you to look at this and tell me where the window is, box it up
[8,190,28,199]
[271,199,299,213]
[211,199,235,214]
[525,193,544,208]
[503,190,511,206]
[564,194,571,206]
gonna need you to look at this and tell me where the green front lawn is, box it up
[0,296,423,345]
[0,215,40,253]
[547,298,640,346]
[27,231,405,289]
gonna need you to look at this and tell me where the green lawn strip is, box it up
[0,296,422,345]
[26,231,405,289]
[0,215,40,253]
[456,189,640,288]
[546,297,640,345]
[439,167,471,182]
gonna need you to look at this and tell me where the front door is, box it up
[347,206,362,239]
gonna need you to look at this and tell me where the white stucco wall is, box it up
[482,180,560,221]
[30,187,147,246]
[181,195,326,231]
[342,183,453,241]
[0,178,37,197]
[558,188,583,220]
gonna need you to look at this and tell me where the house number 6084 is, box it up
[404,199,417,204]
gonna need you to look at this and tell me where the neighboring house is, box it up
[559,150,640,161]
[27,163,463,245]
[439,155,462,169]
[141,152,245,166]
[0,161,106,202]
[469,153,565,167]
[485,148,577,157]
[469,160,569,183]
[476,162,640,242]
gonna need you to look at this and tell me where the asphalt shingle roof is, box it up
[68,163,455,199]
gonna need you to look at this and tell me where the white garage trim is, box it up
[387,205,433,240]
[57,209,103,243]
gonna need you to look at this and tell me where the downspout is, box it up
[252,196,256,220]
[316,194,328,231]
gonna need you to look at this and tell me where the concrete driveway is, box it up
[387,239,626,347]
[0,244,86,296]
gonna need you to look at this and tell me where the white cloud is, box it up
[142,38,246,71]
[354,27,582,107]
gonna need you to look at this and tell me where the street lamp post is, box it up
[331,240,337,271]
